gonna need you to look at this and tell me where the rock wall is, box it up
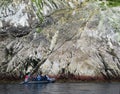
[0,0,120,81]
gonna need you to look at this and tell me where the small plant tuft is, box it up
[107,0,120,7]
[31,0,44,24]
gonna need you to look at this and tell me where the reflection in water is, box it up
[23,84,47,94]
[0,82,120,94]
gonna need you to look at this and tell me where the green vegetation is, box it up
[98,0,120,9]
[107,0,120,7]
[31,0,44,33]
[0,0,12,7]
[36,27,42,33]
[31,0,44,23]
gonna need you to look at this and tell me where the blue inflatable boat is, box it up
[20,78,55,84]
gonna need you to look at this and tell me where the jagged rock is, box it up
[0,0,120,81]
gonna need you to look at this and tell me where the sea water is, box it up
[0,82,120,94]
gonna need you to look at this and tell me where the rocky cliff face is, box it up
[0,0,120,81]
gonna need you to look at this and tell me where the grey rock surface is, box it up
[0,0,120,80]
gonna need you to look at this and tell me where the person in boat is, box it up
[45,75,51,81]
[24,72,31,83]
[37,74,42,81]
[32,73,37,81]
[41,74,51,81]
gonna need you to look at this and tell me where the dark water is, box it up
[0,82,120,94]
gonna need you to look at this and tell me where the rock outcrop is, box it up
[0,0,120,81]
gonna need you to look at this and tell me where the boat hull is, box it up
[20,78,55,84]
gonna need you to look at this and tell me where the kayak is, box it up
[20,78,55,84]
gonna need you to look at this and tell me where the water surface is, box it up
[0,82,120,94]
